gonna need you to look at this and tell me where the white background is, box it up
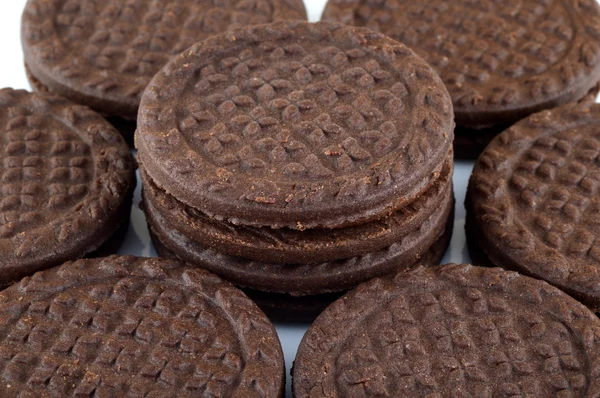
[2,0,514,395]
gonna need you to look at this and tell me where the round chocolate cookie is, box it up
[323,0,600,157]
[21,0,307,122]
[0,88,135,286]
[293,264,600,397]
[0,255,284,397]
[143,183,454,295]
[140,153,452,264]
[466,100,600,311]
[136,21,454,229]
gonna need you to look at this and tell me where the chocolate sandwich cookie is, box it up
[140,153,452,264]
[0,255,284,397]
[466,100,600,311]
[21,0,307,141]
[323,0,600,158]
[293,264,600,397]
[0,88,135,287]
[142,185,454,296]
[152,210,454,321]
[136,21,454,230]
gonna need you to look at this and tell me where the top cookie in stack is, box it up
[21,0,308,141]
[136,21,454,301]
[323,0,600,158]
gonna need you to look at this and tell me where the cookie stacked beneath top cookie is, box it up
[323,0,600,158]
[136,21,455,301]
[21,0,308,142]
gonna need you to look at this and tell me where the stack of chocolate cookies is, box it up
[136,21,455,307]
[323,0,600,158]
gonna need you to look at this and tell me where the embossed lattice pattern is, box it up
[323,0,600,123]
[468,101,600,309]
[293,264,600,397]
[0,100,92,239]
[0,89,134,280]
[0,256,283,397]
[510,125,600,259]
[137,22,453,229]
[22,0,307,118]
[177,43,413,181]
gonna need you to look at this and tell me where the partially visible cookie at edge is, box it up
[0,88,135,286]
[467,100,600,311]
[0,255,285,397]
[293,263,600,397]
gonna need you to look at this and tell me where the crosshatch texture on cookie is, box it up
[0,256,284,397]
[323,0,600,127]
[468,101,600,310]
[293,264,600,397]
[21,0,308,119]
[0,89,135,282]
[136,21,454,229]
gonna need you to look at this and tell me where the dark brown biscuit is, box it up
[143,183,454,296]
[293,263,600,397]
[22,0,307,121]
[467,100,600,311]
[141,153,452,264]
[0,88,135,286]
[323,0,600,131]
[136,21,454,229]
[0,255,284,397]
[151,215,453,322]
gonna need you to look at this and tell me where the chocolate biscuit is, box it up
[467,100,600,311]
[0,88,135,286]
[136,21,454,229]
[294,264,600,397]
[0,255,284,397]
